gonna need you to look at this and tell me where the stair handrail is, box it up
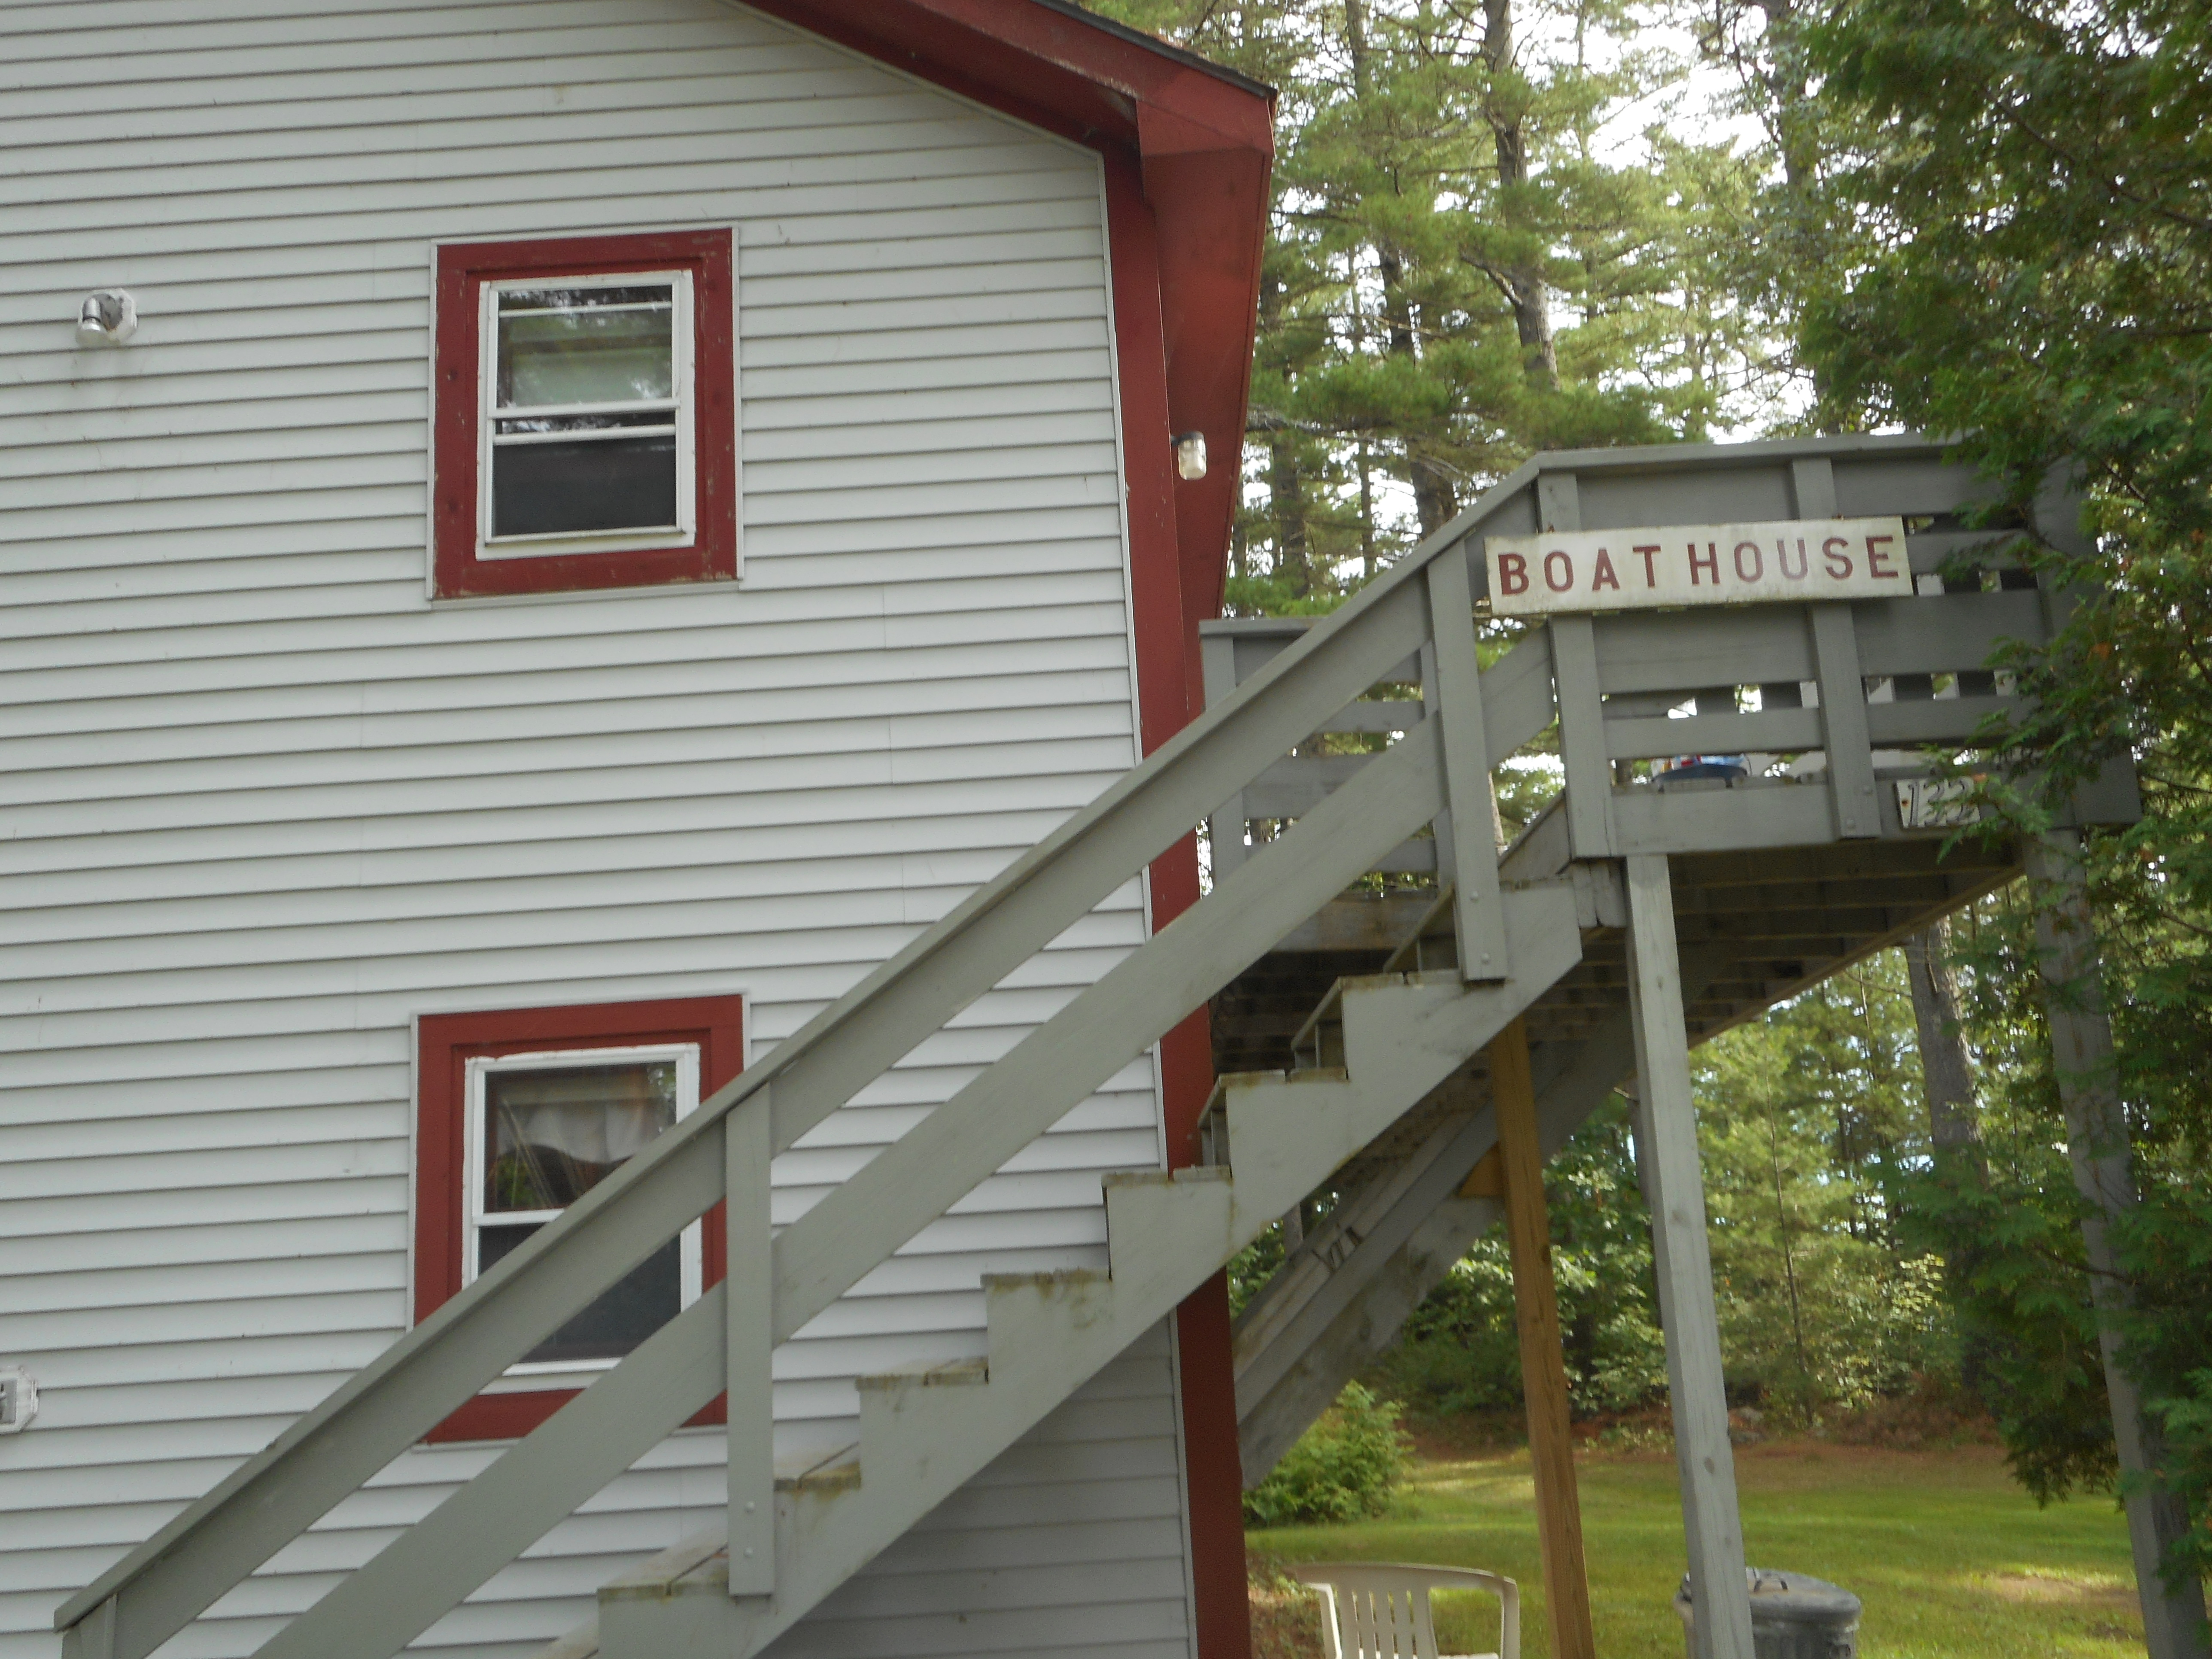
[57,491,1520,1659]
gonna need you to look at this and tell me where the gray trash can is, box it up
[1674,1568,1861,1659]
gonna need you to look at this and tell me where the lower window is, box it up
[415,996,744,1441]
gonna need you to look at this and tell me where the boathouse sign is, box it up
[1483,516,1910,616]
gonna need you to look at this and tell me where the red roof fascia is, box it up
[746,0,1274,629]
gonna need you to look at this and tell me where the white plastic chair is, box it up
[1288,1562,1521,1659]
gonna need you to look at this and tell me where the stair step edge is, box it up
[602,1525,729,1596]
[856,1356,988,1391]
[1100,1164,1230,1191]
[775,1440,862,1495]
[1218,1065,1349,1092]
[980,1267,1109,1291]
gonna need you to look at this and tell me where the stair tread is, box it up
[604,1525,729,1595]
[980,1266,1109,1288]
[775,1440,861,1493]
[1218,1064,1349,1090]
[1101,1164,1230,1189]
[856,1356,988,1390]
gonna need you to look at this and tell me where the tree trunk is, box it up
[1905,923,1981,1160]
[1481,0,1559,391]
[1903,921,1991,1400]
[1347,0,1458,539]
[1257,271,1309,594]
[1267,436,1310,597]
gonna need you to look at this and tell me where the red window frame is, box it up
[431,228,738,600]
[415,994,744,1442]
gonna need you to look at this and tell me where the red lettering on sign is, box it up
[1733,540,1763,582]
[1689,541,1719,585]
[1866,534,1899,578]
[1498,552,1529,595]
[1779,538,1809,580]
[1591,548,1620,591]
[1633,545,1662,587]
[1544,549,1574,592]
[1822,536,1853,578]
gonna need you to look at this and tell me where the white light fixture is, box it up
[76,289,137,346]
[1173,431,1208,481]
[0,1367,37,1434]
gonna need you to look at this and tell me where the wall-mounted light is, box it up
[1173,431,1208,482]
[77,289,137,346]
[0,1367,37,1434]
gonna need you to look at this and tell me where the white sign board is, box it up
[1483,517,1910,616]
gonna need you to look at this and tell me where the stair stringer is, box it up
[587,881,1582,1659]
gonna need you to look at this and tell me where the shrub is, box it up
[1243,1382,1410,1527]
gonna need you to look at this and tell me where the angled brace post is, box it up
[726,1090,775,1597]
[1425,547,1507,979]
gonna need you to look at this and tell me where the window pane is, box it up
[496,287,674,409]
[484,1060,678,1213]
[479,1222,681,1364]
[489,435,677,538]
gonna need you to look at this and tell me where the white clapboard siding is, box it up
[0,1,1197,1655]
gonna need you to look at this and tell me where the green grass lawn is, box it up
[1249,1442,2147,1658]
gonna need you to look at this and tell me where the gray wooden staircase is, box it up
[54,434,2128,1659]
[53,431,1567,1659]
[567,890,1577,1657]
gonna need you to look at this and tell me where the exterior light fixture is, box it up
[0,1367,36,1434]
[76,289,137,346]
[1173,431,1208,481]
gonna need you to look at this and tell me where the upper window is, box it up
[432,230,736,600]
[415,995,744,1441]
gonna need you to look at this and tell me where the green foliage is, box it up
[1244,1381,1412,1527]
[1793,0,2212,1589]
[1379,973,1962,1434]
[1088,0,1791,613]
[1892,878,2212,1592]
[1694,957,1959,1421]
[1379,1096,1668,1418]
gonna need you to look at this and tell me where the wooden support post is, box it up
[726,1093,776,1598]
[1623,855,1754,1659]
[1490,1016,1596,1659]
[2025,833,2211,1659]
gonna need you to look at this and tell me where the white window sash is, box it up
[476,269,698,563]
[463,1042,704,1389]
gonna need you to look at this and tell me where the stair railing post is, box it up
[1424,544,1508,979]
[1537,471,1613,860]
[2024,832,2211,1659]
[1622,854,1754,1659]
[1200,626,1250,884]
[1790,456,1879,841]
[726,1088,776,1598]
